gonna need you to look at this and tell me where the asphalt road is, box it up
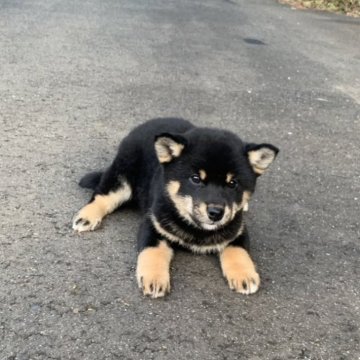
[1,0,359,359]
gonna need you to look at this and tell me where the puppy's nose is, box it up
[207,205,224,222]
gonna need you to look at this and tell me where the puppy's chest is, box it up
[150,214,244,254]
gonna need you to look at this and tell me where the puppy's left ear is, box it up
[244,143,279,175]
[154,133,187,163]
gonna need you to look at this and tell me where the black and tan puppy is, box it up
[73,118,279,298]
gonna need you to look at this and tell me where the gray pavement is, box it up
[1,0,359,359]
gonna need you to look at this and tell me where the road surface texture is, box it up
[1,0,359,359]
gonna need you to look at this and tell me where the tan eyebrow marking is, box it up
[199,169,207,181]
[226,173,234,183]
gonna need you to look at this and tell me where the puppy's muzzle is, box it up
[207,205,225,222]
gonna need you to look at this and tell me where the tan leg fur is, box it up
[136,241,173,298]
[73,183,131,232]
[220,246,260,295]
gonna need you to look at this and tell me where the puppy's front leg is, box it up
[136,218,173,298]
[73,167,132,232]
[220,229,260,295]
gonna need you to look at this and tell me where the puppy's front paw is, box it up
[223,266,260,295]
[137,268,170,298]
[220,246,260,295]
[72,203,103,232]
[136,241,173,298]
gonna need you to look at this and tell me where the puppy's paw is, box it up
[72,203,103,232]
[224,266,260,295]
[137,269,171,298]
[136,241,173,298]
[220,246,260,295]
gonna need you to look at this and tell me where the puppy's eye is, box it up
[228,179,238,189]
[190,174,201,184]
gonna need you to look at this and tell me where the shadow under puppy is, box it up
[73,118,279,298]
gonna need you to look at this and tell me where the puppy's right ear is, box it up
[244,143,279,175]
[154,133,187,163]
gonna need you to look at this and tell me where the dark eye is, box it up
[190,174,201,184]
[228,179,238,189]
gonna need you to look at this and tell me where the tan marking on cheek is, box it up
[197,202,207,217]
[166,180,181,196]
[166,181,194,225]
[226,173,234,183]
[243,191,251,203]
[242,191,251,212]
[136,241,173,298]
[223,205,231,221]
[199,169,207,181]
[231,191,252,216]
[73,183,132,232]
[193,202,206,223]
[173,196,193,223]
[220,246,260,295]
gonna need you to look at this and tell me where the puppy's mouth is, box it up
[198,221,224,231]
[190,217,222,231]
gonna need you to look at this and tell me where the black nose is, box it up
[207,205,225,222]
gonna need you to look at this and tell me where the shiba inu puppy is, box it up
[73,118,279,298]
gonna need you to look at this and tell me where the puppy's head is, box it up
[154,128,278,231]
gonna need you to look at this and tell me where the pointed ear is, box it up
[244,143,279,175]
[154,133,187,163]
